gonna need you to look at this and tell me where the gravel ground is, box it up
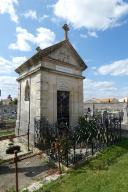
[121,124,128,137]
[0,155,55,192]
[0,138,29,160]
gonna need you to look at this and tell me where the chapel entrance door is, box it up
[57,91,69,127]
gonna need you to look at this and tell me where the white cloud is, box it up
[80,34,88,39]
[0,56,27,98]
[0,76,17,98]
[9,26,56,51]
[0,57,12,74]
[95,58,128,76]
[88,31,98,38]
[11,56,27,68]
[120,87,128,97]
[23,10,37,20]
[84,78,128,101]
[9,27,34,51]
[22,10,49,22]
[0,56,27,74]
[39,14,49,21]
[35,27,55,48]
[84,79,117,100]
[54,0,128,31]
[80,31,98,38]
[0,0,18,23]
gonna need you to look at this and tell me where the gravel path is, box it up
[0,138,29,160]
[0,155,55,192]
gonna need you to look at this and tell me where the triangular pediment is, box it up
[15,40,87,74]
[42,40,87,70]
[49,43,79,66]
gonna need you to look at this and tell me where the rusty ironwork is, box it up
[57,91,69,127]
[34,112,122,167]
[14,150,19,192]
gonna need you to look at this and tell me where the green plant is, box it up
[48,159,57,169]
[0,159,4,165]
[21,189,29,192]
[5,186,16,192]
[39,138,128,192]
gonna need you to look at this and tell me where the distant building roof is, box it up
[119,97,128,102]
[85,98,119,103]
[84,99,96,103]
[2,98,12,105]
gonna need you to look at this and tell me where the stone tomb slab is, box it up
[0,138,30,161]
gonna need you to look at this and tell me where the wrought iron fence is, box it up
[34,113,122,166]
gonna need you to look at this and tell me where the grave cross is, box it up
[62,24,69,40]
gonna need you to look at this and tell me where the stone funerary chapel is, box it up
[15,24,87,143]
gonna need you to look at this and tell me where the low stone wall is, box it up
[84,102,126,113]
[15,128,35,147]
[0,134,15,141]
[0,105,17,118]
[84,102,128,124]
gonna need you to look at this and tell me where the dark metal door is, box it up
[57,91,69,126]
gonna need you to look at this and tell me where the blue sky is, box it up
[0,0,128,100]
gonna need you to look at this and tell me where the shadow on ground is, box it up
[73,138,128,172]
[0,163,49,177]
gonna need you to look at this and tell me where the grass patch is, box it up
[0,159,4,165]
[5,186,16,192]
[88,139,128,170]
[38,138,128,192]
[0,130,15,137]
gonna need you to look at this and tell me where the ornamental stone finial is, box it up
[62,24,69,40]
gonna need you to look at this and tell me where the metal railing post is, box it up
[14,150,18,192]
[28,123,30,151]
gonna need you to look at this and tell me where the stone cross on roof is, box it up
[62,24,70,40]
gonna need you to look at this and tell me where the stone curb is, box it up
[0,134,15,141]
[22,173,65,192]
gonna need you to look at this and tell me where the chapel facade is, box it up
[15,24,87,143]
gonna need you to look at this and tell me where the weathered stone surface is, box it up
[84,102,128,124]
[15,40,86,145]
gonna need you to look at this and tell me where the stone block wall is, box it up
[40,69,83,127]
[16,71,41,139]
